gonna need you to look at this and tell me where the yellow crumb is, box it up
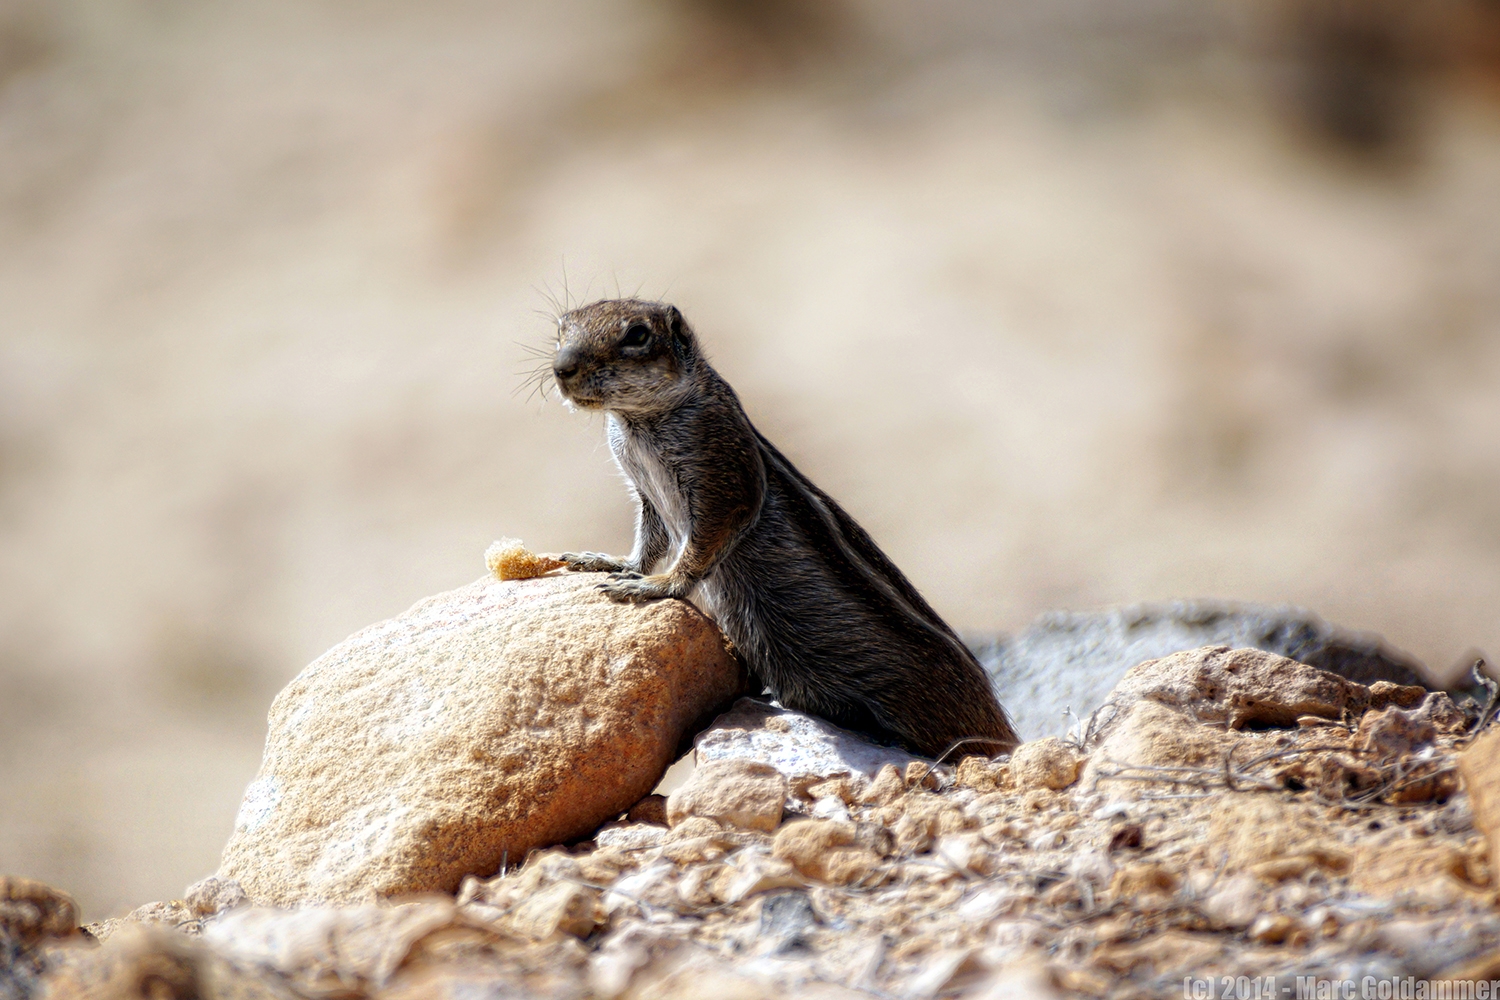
[485,538,567,581]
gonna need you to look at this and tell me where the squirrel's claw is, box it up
[598,573,680,603]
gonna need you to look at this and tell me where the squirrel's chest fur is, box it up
[606,413,692,553]
[605,409,742,620]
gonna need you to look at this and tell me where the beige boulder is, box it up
[1089,645,1425,739]
[218,572,745,906]
[1080,646,1437,798]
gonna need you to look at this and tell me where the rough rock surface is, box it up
[972,600,1433,740]
[217,572,745,906]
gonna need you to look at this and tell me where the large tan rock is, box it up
[1088,645,1425,740]
[218,572,745,906]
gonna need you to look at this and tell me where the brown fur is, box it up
[550,298,1018,759]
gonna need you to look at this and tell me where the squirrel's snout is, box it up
[553,349,581,384]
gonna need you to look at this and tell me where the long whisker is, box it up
[533,281,563,318]
[513,360,556,406]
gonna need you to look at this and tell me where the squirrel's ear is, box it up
[666,306,689,345]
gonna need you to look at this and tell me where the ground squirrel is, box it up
[548,298,1019,760]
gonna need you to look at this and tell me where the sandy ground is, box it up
[2,0,1498,918]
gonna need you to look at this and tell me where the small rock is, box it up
[904,761,941,790]
[933,833,997,876]
[665,759,788,832]
[805,776,857,804]
[810,796,852,822]
[710,848,804,903]
[772,819,886,885]
[1010,738,1082,791]
[509,881,600,940]
[218,572,745,905]
[955,756,1009,793]
[860,764,907,806]
[756,890,817,954]
[1079,700,1227,796]
[1248,913,1301,945]
[184,876,247,918]
[955,887,1019,922]
[0,877,79,949]
[601,863,678,916]
[883,793,973,855]
[902,947,987,998]
[657,833,734,866]
[1355,691,1468,761]
[1108,862,1178,899]
[1196,874,1262,930]
[594,823,669,853]
[626,794,669,827]
[121,898,196,932]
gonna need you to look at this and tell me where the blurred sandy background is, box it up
[2,0,1498,919]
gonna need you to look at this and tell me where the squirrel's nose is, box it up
[553,348,580,382]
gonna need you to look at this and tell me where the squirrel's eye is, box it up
[621,324,651,348]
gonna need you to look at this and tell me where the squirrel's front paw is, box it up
[598,572,681,603]
[559,551,629,573]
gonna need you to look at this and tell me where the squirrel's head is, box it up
[552,299,701,416]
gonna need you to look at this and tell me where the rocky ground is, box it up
[5,570,1499,999]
